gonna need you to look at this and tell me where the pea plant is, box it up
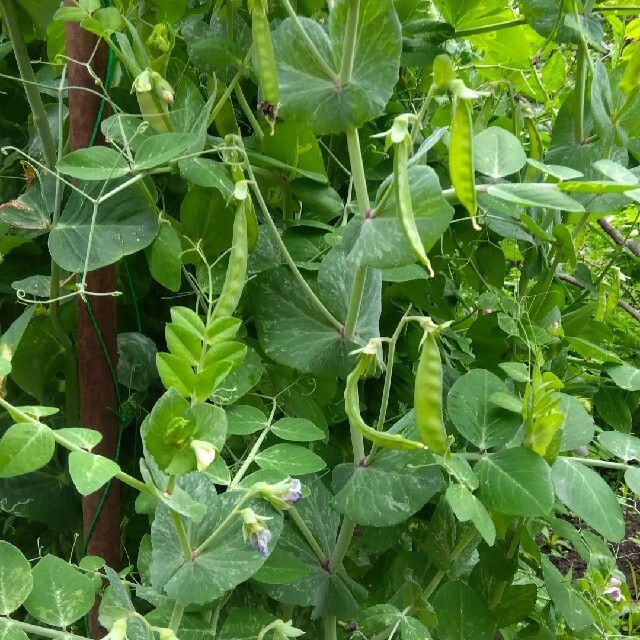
[2,1,640,639]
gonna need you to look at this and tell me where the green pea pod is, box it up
[414,328,448,454]
[136,90,170,133]
[250,0,278,126]
[345,358,426,452]
[212,199,249,319]
[209,79,239,137]
[449,96,479,230]
[394,137,434,277]
[523,116,543,183]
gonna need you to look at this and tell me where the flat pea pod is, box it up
[250,0,279,124]
[394,137,435,277]
[345,358,426,452]
[414,328,448,454]
[449,96,480,231]
[136,90,170,133]
[212,199,248,319]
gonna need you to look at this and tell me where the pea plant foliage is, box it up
[1,0,640,639]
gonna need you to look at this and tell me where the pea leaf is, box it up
[476,448,554,517]
[474,127,527,178]
[0,542,32,615]
[559,394,595,451]
[0,423,55,478]
[445,484,496,545]
[255,444,326,475]
[57,147,130,180]
[253,548,310,584]
[551,458,625,542]
[447,370,521,450]
[23,555,94,626]
[0,619,28,640]
[272,0,401,134]
[68,451,121,496]
[226,405,269,435]
[49,179,159,273]
[599,431,640,462]
[133,133,202,171]
[432,581,494,640]
[271,417,325,442]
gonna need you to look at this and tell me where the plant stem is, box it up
[288,507,326,561]
[0,618,86,640]
[454,18,526,38]
[343,267,367,338]
[210,49,252,125]
[279,0,337,81]
[194,492,254,555]
[168,603,185,633]
[229,402,276,490]
[329,517,355,573]
[242,151,342,329]
[171,511,192,560]
[565,456,633,471]
[324,616,338,640]
[0,0,57,169]
[234,84,264,140]
[340,0,360,84]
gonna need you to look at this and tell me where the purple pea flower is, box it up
[255,478,304,510]
[249,528,273,557]
[281,479,302,506]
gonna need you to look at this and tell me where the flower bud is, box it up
[604,586,624,602]
[154,77,175,106]
[132,69,153,94]
[255,479,303,510]
[258,619,304,640]
[159,630,178,640]
[106,618,128,640]
[240,508,273,557]
[191,440,216,471]
[609,575,622,588]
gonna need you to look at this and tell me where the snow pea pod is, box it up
[250,0,278,128]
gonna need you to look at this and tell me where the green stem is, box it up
[574,42,587,144]
[324,615,337,640]
[454,18,526,38]
[595,5,640,11]
[279,0,337,81]
[210,50,251,125]
[242,151,342,329]
[194,492,254,555]
[329,517,355,573]
[339,0,360,84]
[229,403,276,490]
[171,511,192,561]
[168,603,185,633]
[411,84,438,144]
[528,251,561,320]
[288,507,326,561]
[0,618,86,640]
[0,0,57,169]
[563,456,633,471]
[234,84,264,140]
[343,267,367,339]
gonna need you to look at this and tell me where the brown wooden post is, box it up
[65,12,120,638]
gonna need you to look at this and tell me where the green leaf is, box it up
[0,620,28,640]
[498,362,530,383]
[219,609,278,640]
[68,451,120,496]
[49,179,159,273]
[625,467,640,497]
[178,158,234,200]
[476,448,554,517]
[551,458,625,542]
[603,361,640,391]
[432,581,494,640]
[445,484,496,545]
[599,431,640,462]
[332,413,443,526]
[210,347,264,405]
[156,353,196,397]
[447,370,521,450]
[541,557,595,631]
[253,548,310,584]
[0,423,55,477]
[255,444,326,475]
[272,0,401,134]
[271,417,325,442]
[133,133,202,171]
[0,542,32,615]
[487,184,585,212]
[23,555,94,626]
[151,475,283,605]
[559,394,595,451]
[57,147,130,180]
[401,617,433,640]
[349,166,454,269]
[251,240,381,378]
[491,583,537,628]
[147,223,182,292]
[473,127,527,178]
[226,405,269,435]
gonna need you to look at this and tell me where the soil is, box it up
[542,502,640,591]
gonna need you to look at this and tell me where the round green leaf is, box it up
[551,458,625,542]
[0,542,32,615]
[0,620,29,640]
[272,0,401,134]
[23,555,95,626]
[447,370,521,450]
[599,431,640,462]
[625,467,640,497]
[0,423,55,478]
[57,147,130,180]
[474,127,527,178]
[49,179,159,273]
[271,417,325,442]
[255,444,326,475]
[68,451,121,496]
[476,448,554,517]
[432,581,494,640]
